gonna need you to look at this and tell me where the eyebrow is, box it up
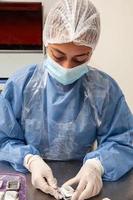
[51,48,65,55]
[51,47,91,57]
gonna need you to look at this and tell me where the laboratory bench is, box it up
[0,161,133,200]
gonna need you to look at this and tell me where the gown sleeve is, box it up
[0,65,39,173]
[84,77,133,181]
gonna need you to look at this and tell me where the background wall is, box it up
[90,0,133,112]
[0,0,133,111]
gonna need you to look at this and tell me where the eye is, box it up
[74,60,84,65]
[51,51,65,61]
[73,55,90,64]
[53,56,65,62]
[53,55,64,60]
[73,58,88,64]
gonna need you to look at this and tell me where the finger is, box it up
[35,177,59,199]
[45,170,58,189]
[62,177,78,187]
[93,176,102,196]
[78,181,94,200]
[71,180,86,200]
[47,176,58,189]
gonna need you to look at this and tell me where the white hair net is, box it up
[43,0,100,50]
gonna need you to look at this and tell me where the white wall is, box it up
[90,0,133,111]
[0,0,133,111]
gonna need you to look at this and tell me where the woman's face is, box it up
[47,42,92,68]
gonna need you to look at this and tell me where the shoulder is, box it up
[85,66,123,98]
[8,64,37,87]
[0,64,39,117]
[1,64,38,98]
[83,66,124,118]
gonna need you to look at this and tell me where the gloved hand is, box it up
[24,154,59,199]
[62,158,104,200]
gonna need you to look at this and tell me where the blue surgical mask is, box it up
[45,55,89,85]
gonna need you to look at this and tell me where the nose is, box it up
[61,60,76,69]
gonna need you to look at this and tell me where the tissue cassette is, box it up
[6,180,20,191]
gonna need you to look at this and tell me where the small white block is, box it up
[59,185,74,198]
[4,191,18,200]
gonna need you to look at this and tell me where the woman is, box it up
[0,0,133,199]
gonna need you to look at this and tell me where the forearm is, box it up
[84,140,133,181]
[0,139,39,172]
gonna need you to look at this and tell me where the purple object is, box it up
[0,173,26,200]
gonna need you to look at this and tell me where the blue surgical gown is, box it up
[0,58,133,181]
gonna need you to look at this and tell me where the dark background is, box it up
[0,2,43,50]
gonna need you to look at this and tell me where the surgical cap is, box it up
[43,0,101,50]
